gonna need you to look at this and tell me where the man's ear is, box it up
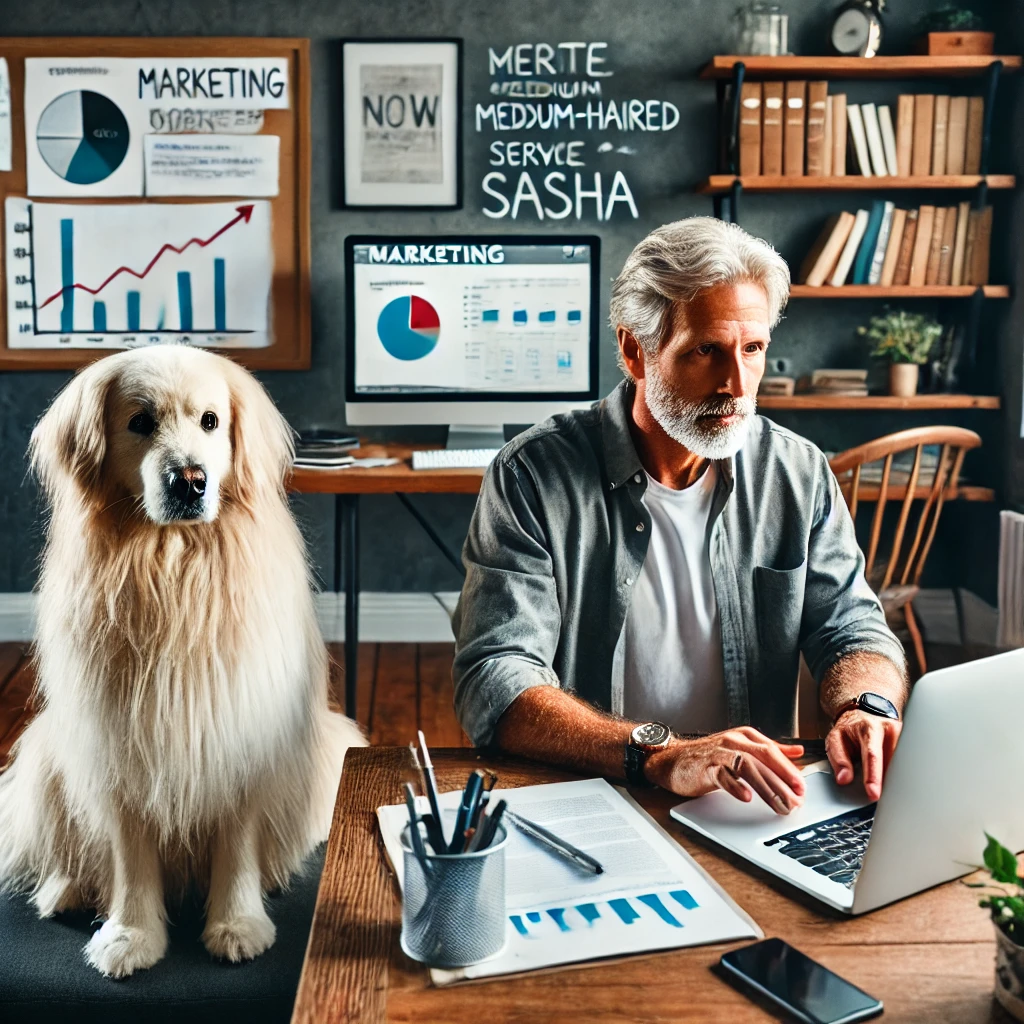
[616,325,646,381]
[29,357,118,498]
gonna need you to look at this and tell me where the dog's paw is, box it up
[84,920,168,978]
[202,911,276,962]
[32,874,83,918]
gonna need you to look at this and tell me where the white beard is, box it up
[644,366,756,460]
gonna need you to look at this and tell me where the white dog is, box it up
[0,345,365,978]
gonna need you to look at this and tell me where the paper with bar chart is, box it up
[377,778,759,985]
[5,197,272,349]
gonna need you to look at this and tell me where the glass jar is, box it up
[734,3,789,56]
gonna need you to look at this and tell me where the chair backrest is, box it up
[828,426,982,593]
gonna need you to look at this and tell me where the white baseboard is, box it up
[0,591,460,644]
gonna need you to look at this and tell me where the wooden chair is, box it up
[828,426,982,677]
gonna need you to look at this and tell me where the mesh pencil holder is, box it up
[399,823,509,968]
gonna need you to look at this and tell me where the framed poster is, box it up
[341,38,462,209]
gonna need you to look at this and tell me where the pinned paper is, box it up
[144,134,279,196]
[0,58,10,171]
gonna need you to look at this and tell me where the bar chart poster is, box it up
[5,197,272,349]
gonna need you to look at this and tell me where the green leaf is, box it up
[983,833,1019,885]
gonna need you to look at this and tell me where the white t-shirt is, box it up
[622,464,728,735]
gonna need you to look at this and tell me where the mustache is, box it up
[693,395,757,419]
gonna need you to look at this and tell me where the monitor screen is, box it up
[345,235,600,404]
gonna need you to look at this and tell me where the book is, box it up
[931,94,950,176]
[965,96,984,175]
[783,80,806,176]
[924,206,947,284]
[911,94,935,176]
[758,376,796,396]
[936,205,958,285]
[950,200,971,286]
[945,96,968,175]
[878,104,899,177]
[908,205,936,287]
[830,208,870,286]
[895,94,914,176]
[846,103,872,176]
[868,201,896,285]
[823,96,834,175]
[853,200,886,284]
[809,369,868,397]
[963,207,978,285]
[879,208,907,286]
[799,211,856,286]
[805,81,828,176]
[861,103,889,176]
[739,81,762,176]
[892,208,919,286]
[761,82,785,175]
[968,205,993,285]
[831,93,847,176]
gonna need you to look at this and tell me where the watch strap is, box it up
[624,742,652,786]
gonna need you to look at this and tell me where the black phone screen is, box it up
[721,938,882,1024]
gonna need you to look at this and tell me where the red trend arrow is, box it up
[38,204,256,311]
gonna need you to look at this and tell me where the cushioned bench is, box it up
[0,847,324,1024]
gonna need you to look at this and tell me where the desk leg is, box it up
[341,494,360,721]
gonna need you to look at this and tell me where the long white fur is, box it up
[0,345,365,977]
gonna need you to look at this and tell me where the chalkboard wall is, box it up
[0,0,1020,602]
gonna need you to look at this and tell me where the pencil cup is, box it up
[399,823,509,968]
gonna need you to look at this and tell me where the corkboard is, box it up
[0,36,310,370]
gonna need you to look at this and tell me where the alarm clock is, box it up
[830,0,885,57]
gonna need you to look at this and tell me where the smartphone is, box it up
[720,938,883,1024]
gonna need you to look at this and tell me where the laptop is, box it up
[670,648,1024,914]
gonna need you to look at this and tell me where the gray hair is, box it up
[609,217,790,376]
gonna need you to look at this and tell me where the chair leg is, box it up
[904,601,927,678]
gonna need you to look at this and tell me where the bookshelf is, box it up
[789,284,1009,298]
[697,174,1015,194]
[757,394,999,410]
[700,55,1022,79]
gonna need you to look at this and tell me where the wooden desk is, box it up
[291,747,1008,1024]
[288,445,485,717]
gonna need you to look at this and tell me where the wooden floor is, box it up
[0,641,469,766]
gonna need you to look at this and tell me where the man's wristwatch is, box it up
[832,692,900,726]
[625,721,673,786]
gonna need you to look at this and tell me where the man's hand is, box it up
[825,710,901,802]
[644,726,806,815]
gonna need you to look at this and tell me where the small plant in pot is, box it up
[859,309,942,398]
[968,835,1024,1020]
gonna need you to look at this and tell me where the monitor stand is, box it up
[446,424,505,450]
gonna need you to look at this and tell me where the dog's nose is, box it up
[168,466,206,504]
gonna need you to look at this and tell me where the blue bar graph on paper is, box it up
[608,899,640,925]
[60,218,74,333]
[547,908,570,932]
[177,271,193,331]
[127,291,140,332]
[482,309,499,322]
[526,911,542,924]
[568,309,582,323]
[576,903,601,925]
[538,310,556,322]
[92,301,106,332]
[513,309,528,325]
[638,894,682,928]
[670,889,699,911]
[214,258,226,331]
[510,915,529,936]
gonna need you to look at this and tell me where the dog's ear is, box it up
[29,357,119,498]
[224,359,295,511]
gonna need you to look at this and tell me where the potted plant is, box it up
[968,835,1024,1020]
[913,4,993,55]
[858,309,943,397]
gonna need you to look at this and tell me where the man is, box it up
[452,217,907,815]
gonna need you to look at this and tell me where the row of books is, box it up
[738,81,985,178]
[799,202,993,288]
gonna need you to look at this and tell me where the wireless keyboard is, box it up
[411,448,501,470]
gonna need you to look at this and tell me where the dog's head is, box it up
[30,346,294,525]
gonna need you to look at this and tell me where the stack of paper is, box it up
[998,511,1024,648]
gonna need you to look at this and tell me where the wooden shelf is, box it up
[698,174,1015,194]
[789,284,1010,298]
[758,394,1000,410]
[700,55,1022,79]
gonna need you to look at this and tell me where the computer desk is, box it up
[291,746,1004,1024]
[289,443,485,718]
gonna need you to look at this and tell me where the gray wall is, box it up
[0,0,1019,601]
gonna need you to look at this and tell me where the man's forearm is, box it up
[494,685,634,778]
[819,650,908,722]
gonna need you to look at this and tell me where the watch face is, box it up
[832,8,871,53]
[633,721,671,746]
[860,692,898,719]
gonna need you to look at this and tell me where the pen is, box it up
[471,797,507,851]
[449,770,484,853]
[416,730,445,845]
[403,782,431,872]
[408,742,446,852]
[506,809,604,874]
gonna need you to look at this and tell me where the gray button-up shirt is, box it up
[452,379,904,747]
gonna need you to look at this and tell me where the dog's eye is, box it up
[128,412,155,436]
[201,412,218,431]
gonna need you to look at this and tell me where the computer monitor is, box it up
[345,234,601,447]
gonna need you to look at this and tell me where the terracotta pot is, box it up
[995,925,1024,1022]
[888,363,919,397]
[914,31,995,56]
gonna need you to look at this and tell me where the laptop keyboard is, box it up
[763,804,877,889]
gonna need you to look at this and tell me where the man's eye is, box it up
[696,344,714,355]
[128,412,156,436]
